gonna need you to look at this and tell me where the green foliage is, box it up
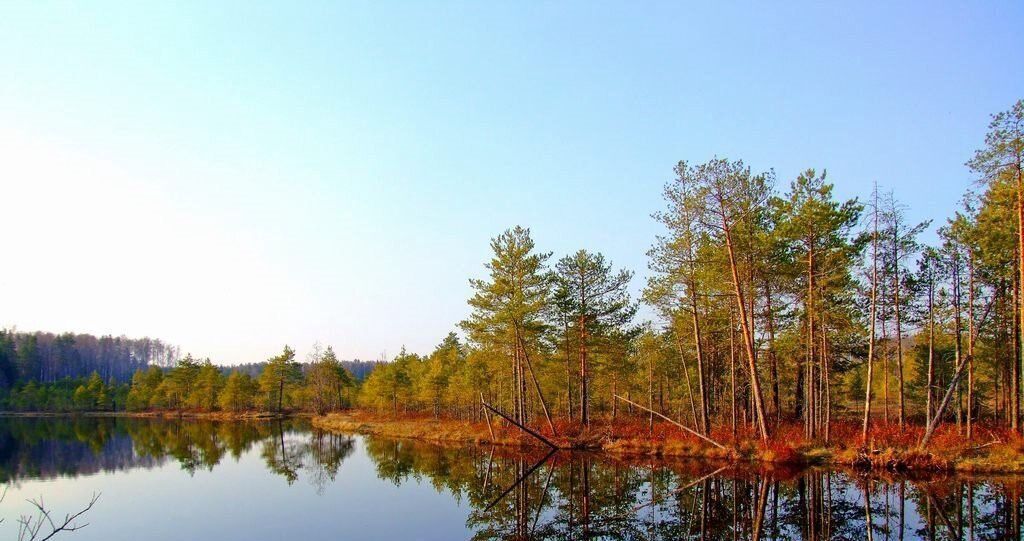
[259,346,302,413]
[306,345,355,415]
[219,371,257,412]
[188,361,224,410]
[360,348,416,413]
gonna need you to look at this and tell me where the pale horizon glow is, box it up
[1,2,1021,364]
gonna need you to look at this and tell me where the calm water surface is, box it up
[0,416,1021,540]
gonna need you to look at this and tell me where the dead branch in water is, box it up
[614,394,726,450]
[481,400,558,449]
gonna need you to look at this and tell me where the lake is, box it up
[0,416,1020,540]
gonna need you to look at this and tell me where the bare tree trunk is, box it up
[611,375,617,420]
[676,332,700,430]
[954,249,964,435]
[648,352,654,433]
[1016,164,1024,434]
[967,248,976,440]
[920,346,969,448]
[722,219,769,441]
[882,309,889,426]
[806,244,816,440]
[922,247,966,448]
[893,220,906,431]
[765,281,781,424]
[1015,272,1021,432]
[512,340,521,423]
[795,346,805,420]
[278,377,284,413]
[730,313,737,438]
[863,188,880,443]
[927,274,936,426]
[564,320,574,421]
[482,401,557,449]
[823,320,831,443]
[579,314,589,427]
[615,394,726,448]
[516,327,556,435]
[690,293,710,434]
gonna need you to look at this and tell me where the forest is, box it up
[353,99,1024,450]
[0,330,177,387]
[2,100,1023,453]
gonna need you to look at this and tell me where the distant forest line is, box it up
[0,330,380,413]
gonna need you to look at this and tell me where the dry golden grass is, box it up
[312,412,1024,474]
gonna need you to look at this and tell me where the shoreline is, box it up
[310,411,1024,475]
[4,409,1023,475]
[0,410,302,421]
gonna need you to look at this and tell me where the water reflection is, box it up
[1,416,1023,540]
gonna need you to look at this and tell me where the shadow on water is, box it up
[1,415,1023,540]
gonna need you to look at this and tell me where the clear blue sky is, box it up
[1,2,1021,364]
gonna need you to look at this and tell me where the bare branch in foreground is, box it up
[15,492,100,541]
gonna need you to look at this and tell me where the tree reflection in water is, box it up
[2,416,1024,540]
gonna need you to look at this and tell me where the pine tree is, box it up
[259,346,300,413]
[219,371,256,412]
[967,99,1024,433]
[666,158,774,441]
[460,226,553,428]
[553,250,636,426]
[774,169,862,440]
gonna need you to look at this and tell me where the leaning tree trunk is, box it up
[920,350,969,448]
[675,332,699,430]
[923,246,965,447]
[722,220,769,441]
[516,326,556,435]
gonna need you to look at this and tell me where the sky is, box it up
[1,2,1021,365]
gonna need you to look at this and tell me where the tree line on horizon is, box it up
[0,330,178,387]
[0,331,381,414]
[1,100,1022,448]
[0,345,369,415]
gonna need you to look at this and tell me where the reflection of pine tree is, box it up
[304,430,355,495]
[6,417,1024,539]
[260,423,305,485]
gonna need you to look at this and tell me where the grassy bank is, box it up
[312,411,1024,474]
